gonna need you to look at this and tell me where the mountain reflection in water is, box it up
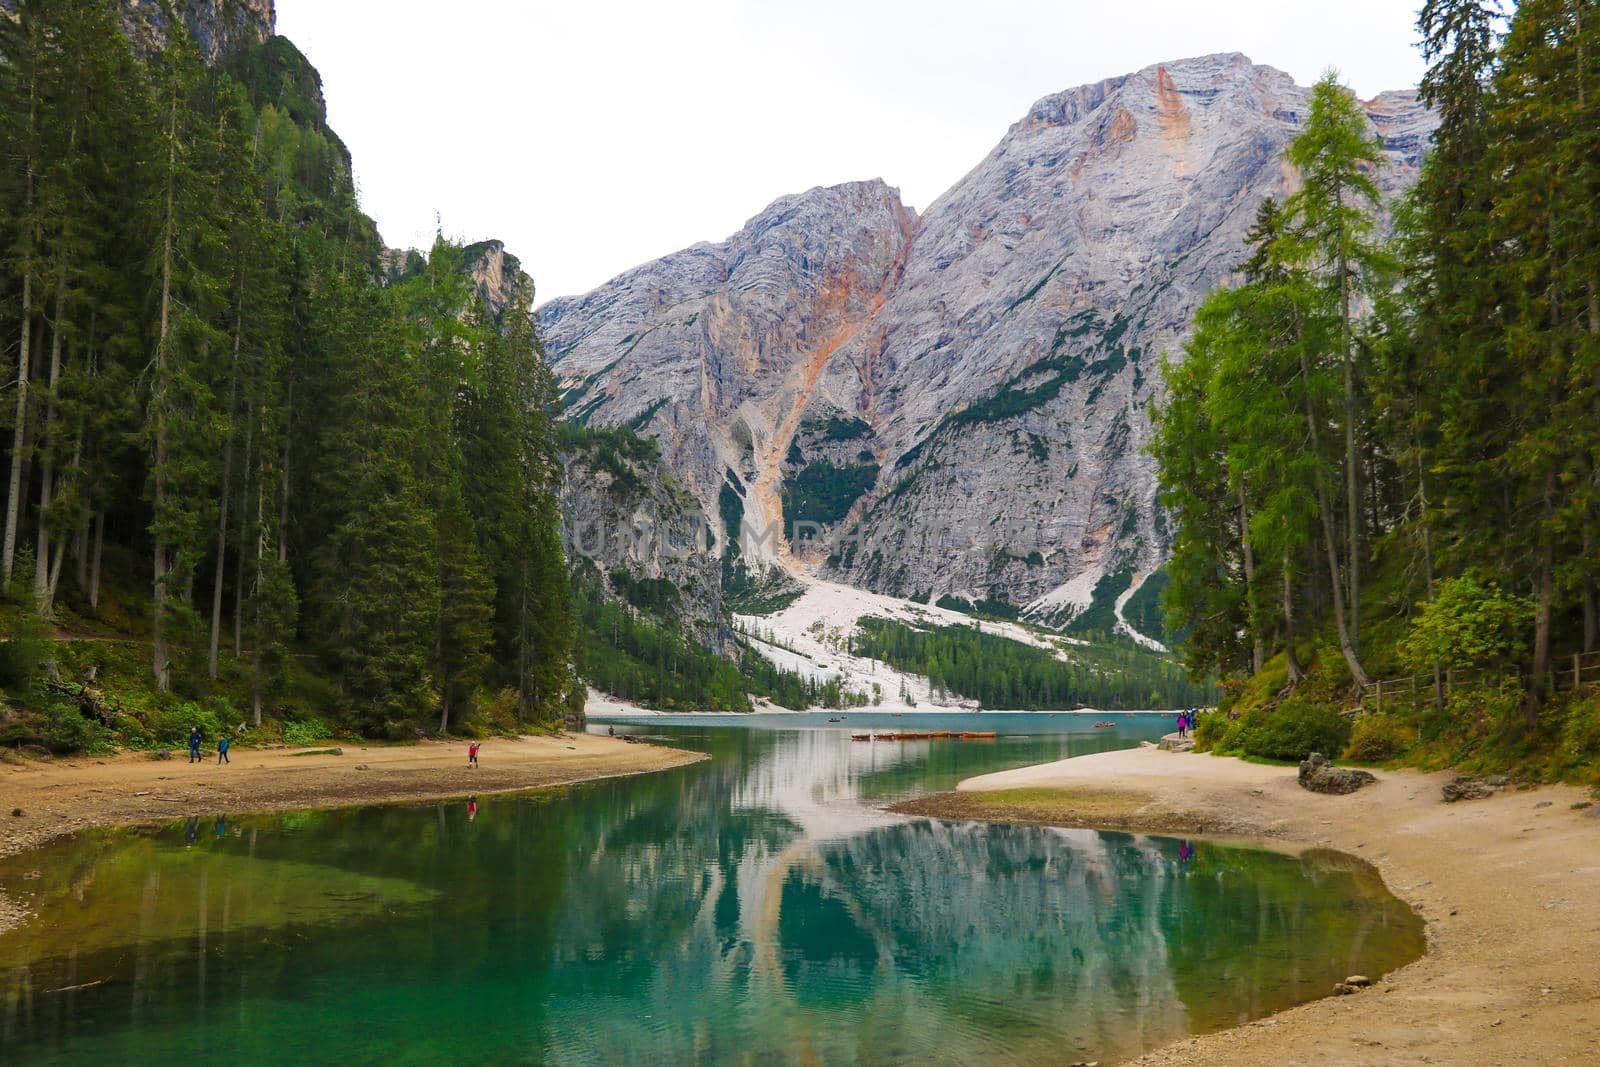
[0,720,1421,1066]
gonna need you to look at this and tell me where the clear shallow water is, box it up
[0,716,1421,1065]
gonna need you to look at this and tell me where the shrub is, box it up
[1557,694,1600,771]
[1397,575,1533,676]
[282,717,331,747]
[1231,700,1352,762]
[144,700,223,747]
[1343,714,1415,763]
[0,595,54,692]
[38,698,113,755]
[1191,709,1228,752]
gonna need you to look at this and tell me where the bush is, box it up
[0,597,54,692]
[39,698,113,754]
[1557,694,1600,771]
[1343,714,1415,763]
[1397,575,1533,676]
[1191,709,1228,752]
[1231,700,1352,762]
[144,699,224,747]
[282,717,331,747]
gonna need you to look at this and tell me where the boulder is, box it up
[1441,775,1498,803]
[1298,752,1377,795]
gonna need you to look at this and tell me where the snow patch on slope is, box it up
[1113,571,1169,653]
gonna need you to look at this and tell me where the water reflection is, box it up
[0,722,1421,1065]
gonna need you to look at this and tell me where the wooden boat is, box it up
[827,716,844,723]
[851,730,996,742]
[1093,721,1116,729]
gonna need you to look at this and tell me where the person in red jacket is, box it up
[468,741,480,768]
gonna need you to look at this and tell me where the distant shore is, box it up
[893,746,1600,1065]
[0,733,706,936]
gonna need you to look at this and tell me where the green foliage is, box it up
[282,717,331,747]
[1190,709,1228,752]
[608,569,680,617]
[1556,694,1600,778]
[144,699,226,748]
[1065,569,1133,636]
[34,697,112,755]
[781,460,879,528]
[0,9,575,752]
[853,617,1215,710]
[1396,575,1533,676]
[1226,701,1353,762]
[808,414,872,441]
[0,584,54,692]
[1343,714,1416,763]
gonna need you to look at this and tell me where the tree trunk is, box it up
[208,299,244,680]
[89,511,103,611]
[3,72,37,588]
[1283,555,1303,684]
[234,402,255,659]
[151,93,178,692]
[278,376,293,565]
[46,416,81,608]
[251,472,266,727]
[1419,457,1444,712]
[1300,343,1368,686]
[33,265,66,612]
[1529,475,1556,714]
[1237,477,1263,674]
[1339,196,1361,653]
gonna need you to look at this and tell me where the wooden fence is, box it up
[1360,650,1600,712]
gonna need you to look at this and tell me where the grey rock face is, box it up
[537,55,1434,618]
[461,240,531,322]
[93,0,277,62]
[1298,753,1377,795]
[560,431,727,651]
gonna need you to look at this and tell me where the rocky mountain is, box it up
[0,0,278,62]
[538,54,1434,625]
[559,427,729,652]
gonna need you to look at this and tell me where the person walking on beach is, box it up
[468,741,480,768]
[217,734,231,764]
[188,727,203,763]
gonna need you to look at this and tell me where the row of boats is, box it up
[850,731,996,742]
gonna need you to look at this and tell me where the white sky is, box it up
[276,0,1428,303]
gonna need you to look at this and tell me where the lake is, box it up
[0,713,1422,1065]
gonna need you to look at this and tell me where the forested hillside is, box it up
[1153,0,1600,779]
[0,1,573,749]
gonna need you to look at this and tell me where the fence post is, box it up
[1575,652,1583,691]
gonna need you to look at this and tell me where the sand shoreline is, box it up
[893,746,1600,1066]
[0,732,706,935]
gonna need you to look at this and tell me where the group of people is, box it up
[187,727,231,765]
[1174,708,1202,739]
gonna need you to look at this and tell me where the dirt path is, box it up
[0,732,706,933]
[894,747,1600,1066]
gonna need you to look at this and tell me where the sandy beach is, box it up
[895,746,1600,1066]
[0,731,706,932]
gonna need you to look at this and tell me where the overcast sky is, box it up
[276,0,1428,303]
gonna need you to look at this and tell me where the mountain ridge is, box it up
[537,53,1434,626]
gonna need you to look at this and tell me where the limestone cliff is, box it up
[537,55,1434,624]
[559,427,727,651]
[0,0,280,63]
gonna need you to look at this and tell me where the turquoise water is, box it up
[0,715,1421,1065]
